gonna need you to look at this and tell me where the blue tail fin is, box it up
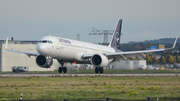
[108,19,122,49]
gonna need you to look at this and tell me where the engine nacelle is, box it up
[91,54,108,67]
[36,55,53,68]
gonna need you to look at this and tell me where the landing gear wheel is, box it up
[63,67,67,73]
[59,67,62,73]
[100,68,104,73]
[95,67,99,73]
[57,59,67,74]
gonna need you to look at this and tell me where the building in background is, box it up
[111,60,147,70]
[0,40,59,72]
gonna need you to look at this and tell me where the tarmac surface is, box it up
[0,73,180,77]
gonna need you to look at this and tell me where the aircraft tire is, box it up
[63,67,67,73]
[59,67,62,73]
[100,68,103,73]
[95,67,99,73]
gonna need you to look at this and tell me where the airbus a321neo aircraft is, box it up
[5,19,177,73]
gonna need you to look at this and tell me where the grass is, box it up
[0,76,180,100]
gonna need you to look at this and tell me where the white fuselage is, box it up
[36,36,116,64]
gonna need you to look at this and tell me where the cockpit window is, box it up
[48,40,53,44]
[42,40,48,43]
[38,40,53,44]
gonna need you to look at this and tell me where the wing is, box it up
[83,37,177,60]
[105,49,165,60]
[5,38,39,57]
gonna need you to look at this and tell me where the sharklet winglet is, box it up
[5,37,8,50]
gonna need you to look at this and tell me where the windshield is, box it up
[38,40,53,44]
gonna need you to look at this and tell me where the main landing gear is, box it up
[95,67,104,73]
[57,59,67,73]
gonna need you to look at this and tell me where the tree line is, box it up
[145,54,180,64]
[124,54,180,64]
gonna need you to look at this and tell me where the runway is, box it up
[0,73,180,77]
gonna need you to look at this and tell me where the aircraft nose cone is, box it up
[36,44,47,55]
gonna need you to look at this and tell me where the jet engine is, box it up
[36,55,53,68]
[91,54,108,67]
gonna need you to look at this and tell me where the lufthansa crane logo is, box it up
[115,32,120,47]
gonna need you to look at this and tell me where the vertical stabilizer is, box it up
[108,19,122,49]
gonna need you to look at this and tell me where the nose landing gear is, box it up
[58,67,67,73]
[57,59,67,73]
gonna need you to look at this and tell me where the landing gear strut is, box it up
[95,67,104,74]
[57,59,67,73]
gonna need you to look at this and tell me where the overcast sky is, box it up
[0,0,180,43]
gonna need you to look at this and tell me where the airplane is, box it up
[5,19,177,73]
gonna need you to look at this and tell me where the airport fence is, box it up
[147,97,180,101]
[14,97,180,101]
